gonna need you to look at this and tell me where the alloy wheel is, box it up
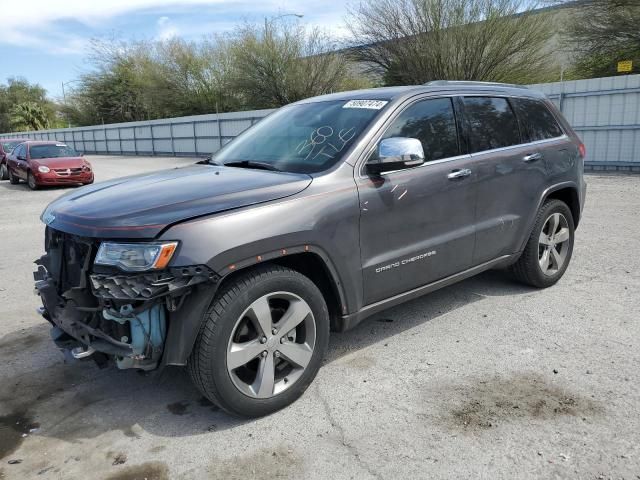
[538,212,571,276]
[226,291,316,399]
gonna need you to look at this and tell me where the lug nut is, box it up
[280,337,286,344]
[274,351,281,358]
[262,351,268,358]
[260,337,267,344]
[272,328,278,335]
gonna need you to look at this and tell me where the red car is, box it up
[0,138,27,180]
[7,141,94,190]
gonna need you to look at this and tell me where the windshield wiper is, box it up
[196,155,223,166]
[224,161,281,172]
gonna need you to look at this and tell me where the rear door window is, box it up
[14,144,25,158]
[462,97,521,153]
[379,97,460,162]
[512,98,564,142]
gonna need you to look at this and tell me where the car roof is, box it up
[21,141,69,146]
[296,81,547,105]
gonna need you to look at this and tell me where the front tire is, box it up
[27,172,38,190]
[0,163,8,180]
[511,199,575,288]
[188,265,330,418]
[8,168,19,185]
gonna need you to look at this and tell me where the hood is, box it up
[42,164,312,238]
[34,156,87,168]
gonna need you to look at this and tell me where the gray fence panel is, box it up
[529,74,640,171]
[3,76,640,170]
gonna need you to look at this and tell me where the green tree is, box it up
[347,0,556,85]
[0,77,58,132]
[563,0,640,79]
[9,102,50,131]
[65,37,243,125]
[144,36,242,116]
[229,20,366,108]
[67,39,150,125]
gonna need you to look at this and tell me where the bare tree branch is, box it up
[347,0,556,85]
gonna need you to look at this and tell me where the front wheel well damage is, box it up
[216,253,344,331]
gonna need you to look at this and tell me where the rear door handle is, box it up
[447,168,472,180]
[523,153,543,162]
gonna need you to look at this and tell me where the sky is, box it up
[0,0,352,100]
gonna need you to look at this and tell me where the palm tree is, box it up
[10,102,50,131]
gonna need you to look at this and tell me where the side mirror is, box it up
[366,137,425,175]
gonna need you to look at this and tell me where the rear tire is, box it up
[0,163,8,180]
[188,265,330,418]
[8,168,19,185]
[27,172,38,190]
[511,199,575,288]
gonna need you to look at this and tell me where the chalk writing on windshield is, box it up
[296,126,357,161]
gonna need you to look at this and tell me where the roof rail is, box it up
[424,80,529,89]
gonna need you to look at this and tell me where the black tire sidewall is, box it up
[28,172,37,190]
[0,164,7,180]
[199,268,329,417]
[526,200,575,287]
[8,168,18,184]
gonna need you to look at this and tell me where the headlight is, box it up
[38,165,50,173]
[95,241,178,271]
[82,164,91,171]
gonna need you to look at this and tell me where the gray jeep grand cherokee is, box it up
[35,81,586,417]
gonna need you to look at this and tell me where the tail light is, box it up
[578,142,586,159]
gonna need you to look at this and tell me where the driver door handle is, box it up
[523,152,543,162]
[447,168,472,180]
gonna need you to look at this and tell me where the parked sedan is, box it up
[7,141,94,190]
[0,138,26,180]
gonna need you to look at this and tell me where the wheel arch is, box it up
[518,182,581,254]
[216,248,348,331]
[162,247,350,367]
[545,186,581,228]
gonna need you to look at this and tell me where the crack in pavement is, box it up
[314,383,384,480]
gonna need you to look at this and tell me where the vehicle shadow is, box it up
[0,181,80,193]
[0,270,535,452]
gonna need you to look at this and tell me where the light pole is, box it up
[264,13,304,32]
[61,80,81,129]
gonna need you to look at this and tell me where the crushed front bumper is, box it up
[34,228,218,369]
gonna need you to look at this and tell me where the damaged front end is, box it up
[34,227,218,370]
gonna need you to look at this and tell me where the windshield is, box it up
[213,100,387,174]
[30,144,79,159]
[2,141,21,153]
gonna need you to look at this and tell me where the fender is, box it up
[212,243,351,316]
[161,243,352,366]
[161,283,219,367]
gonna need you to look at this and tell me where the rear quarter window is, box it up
[462,97,521,153]
[512,98,564,142]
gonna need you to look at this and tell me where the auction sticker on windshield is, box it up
[343,100,388,110]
